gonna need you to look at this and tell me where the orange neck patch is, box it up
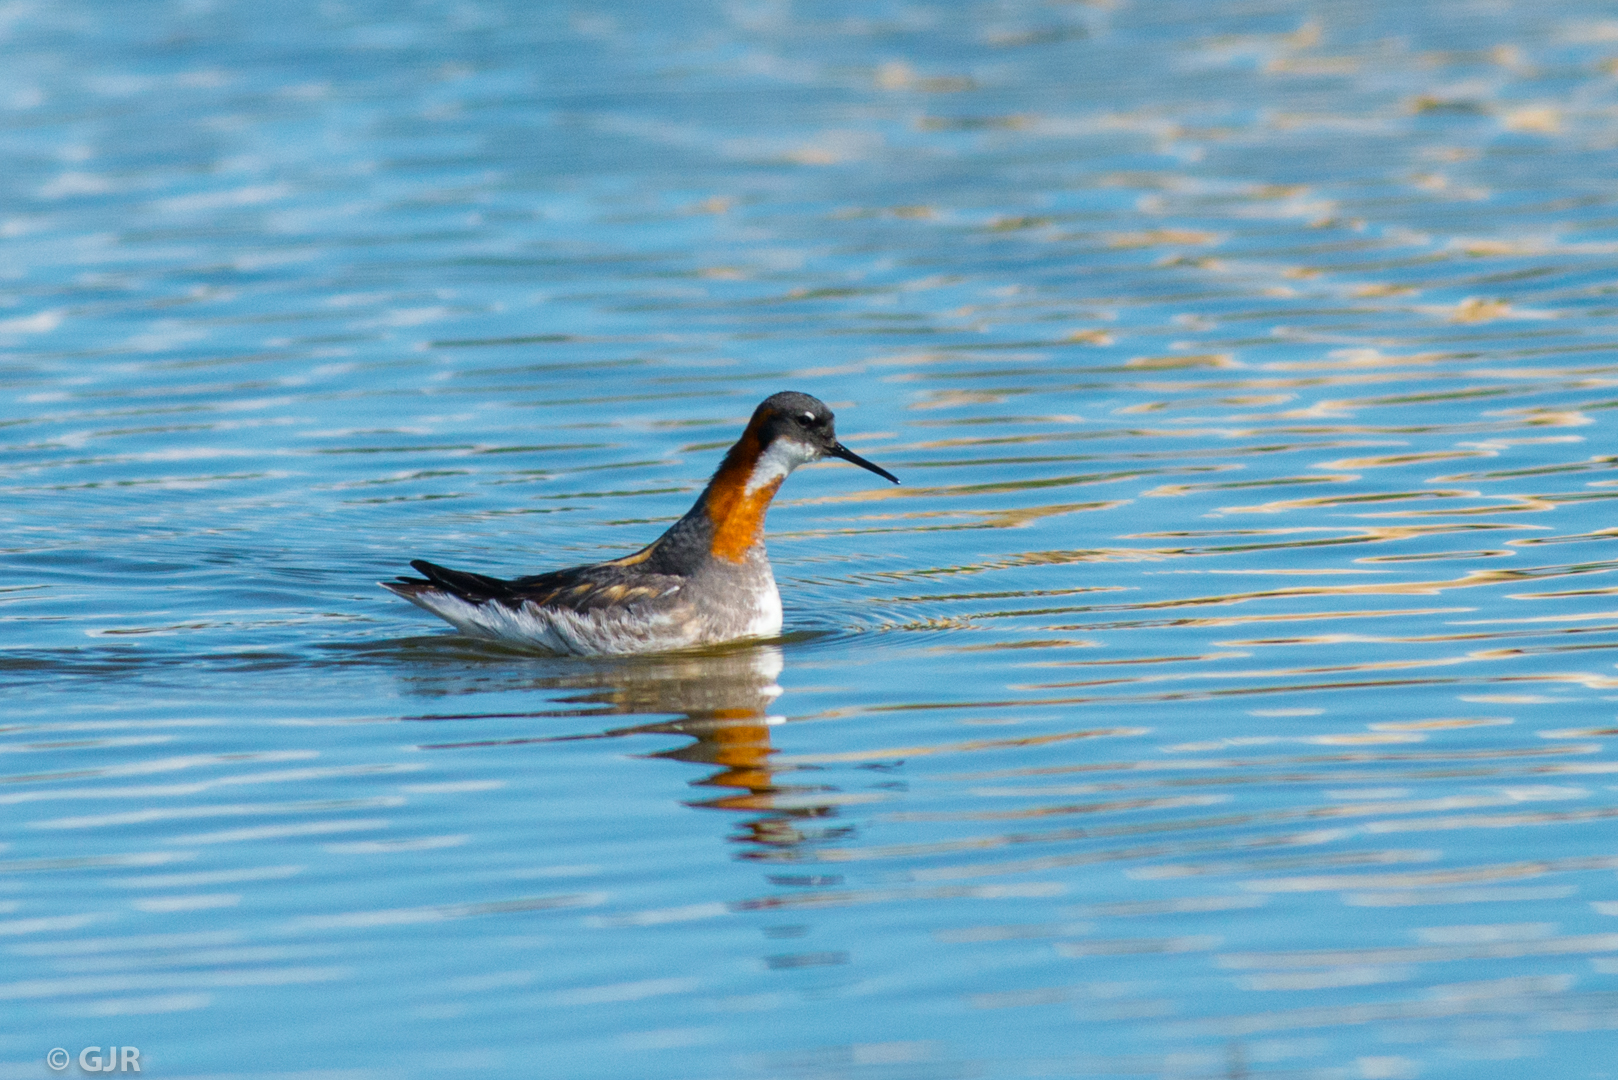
[705,418,783,563]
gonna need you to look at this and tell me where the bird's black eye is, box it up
[802,412,817,423]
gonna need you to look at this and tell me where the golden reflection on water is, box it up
[415,646,846,849]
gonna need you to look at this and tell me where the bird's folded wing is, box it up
[393,559,681,614]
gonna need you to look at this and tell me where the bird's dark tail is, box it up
[381,559,514,605]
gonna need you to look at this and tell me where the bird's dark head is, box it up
[701,391,899,563]
[749,391,899,485]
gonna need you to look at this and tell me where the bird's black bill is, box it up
[828,442,900,484]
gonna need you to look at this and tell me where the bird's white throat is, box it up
[744,438,820,495]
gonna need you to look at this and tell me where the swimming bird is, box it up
[382,391,899,655]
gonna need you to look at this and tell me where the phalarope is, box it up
[382,391,899,655]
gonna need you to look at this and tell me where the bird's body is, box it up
[382,392,898,655]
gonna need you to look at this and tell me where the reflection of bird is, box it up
[383,392,898,655]
[412,646,832,849]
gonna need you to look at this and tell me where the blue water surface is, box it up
[7,1,1618,1078]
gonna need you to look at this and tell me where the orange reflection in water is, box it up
[415,645,840,849]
